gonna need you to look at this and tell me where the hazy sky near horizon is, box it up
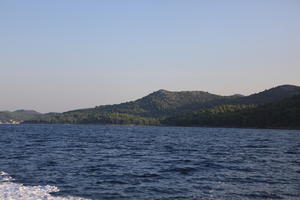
[1,0,300,113]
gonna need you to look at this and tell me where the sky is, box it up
[1,0,300,113]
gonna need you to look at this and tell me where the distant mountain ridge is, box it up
[163,94,300,129]
[94,89,228,117]
[231,85,300,105]
[23,84,300,129]
[0,110,41,123]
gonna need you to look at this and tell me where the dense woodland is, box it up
[22,85,300,129]
[163,96,300,129]
[0,110,41,123]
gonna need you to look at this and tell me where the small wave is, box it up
[285,151,298,155]
[132,173,160,178]
[0,171,15,182]
[160,166,198,175]
[242,145,269,149]
[0,171,89,200]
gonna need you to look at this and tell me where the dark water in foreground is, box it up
[0,124,299,200]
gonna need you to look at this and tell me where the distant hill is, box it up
[233,85,300,105]
[92,89,229,117]
[24,89,228,124]
[205,85,300,107]
[232,94,245,97]
[163,95,300,129]
[24,84,300,129]
[0,110,41,123]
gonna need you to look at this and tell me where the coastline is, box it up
[19,122,300,131]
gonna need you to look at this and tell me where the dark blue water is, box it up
[0,124,299,200]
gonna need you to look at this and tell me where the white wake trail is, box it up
[0,171,89,200]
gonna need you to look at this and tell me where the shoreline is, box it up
[18,122,300,131]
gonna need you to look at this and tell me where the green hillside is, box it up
[93,89,229,117]
[163,95,300,129]
[24,84,300,128]
[0,110,41,123]
[25,90,227,124]
[233,85,300,104]
[205,84,300,106]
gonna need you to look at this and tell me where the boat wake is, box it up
[0,171,89,200]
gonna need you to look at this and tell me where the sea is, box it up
[0,124,299,200]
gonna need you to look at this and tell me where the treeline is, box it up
[26,112,160,125]
[0,110,41,122]
[23,85,300,129]
[25,95,300,129]
[93,89,227,117]
[162,104,256,126]
[163,95,300,129]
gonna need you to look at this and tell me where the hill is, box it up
[25,90,228,124]
[92,89,229,117]
[163,95,300,129]
[233,84,300,104]
[24,84,300,128]
[0,110,41,123]
[204,84,300,106]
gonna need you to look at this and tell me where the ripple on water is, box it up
[0,125,300,200]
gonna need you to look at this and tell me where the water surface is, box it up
[0,124,299,199]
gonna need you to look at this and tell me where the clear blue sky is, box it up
[1,0,299,113]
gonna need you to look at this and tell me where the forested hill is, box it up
[24,89,229,124]
[92,89,230,117]
[232,84,300,105]
[23,84,300,128]
[205,84,300,106]
[0,110,41,123]
[163,95,300,129]
[88,84,300,117]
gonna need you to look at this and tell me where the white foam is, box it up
[0,171,89,200]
